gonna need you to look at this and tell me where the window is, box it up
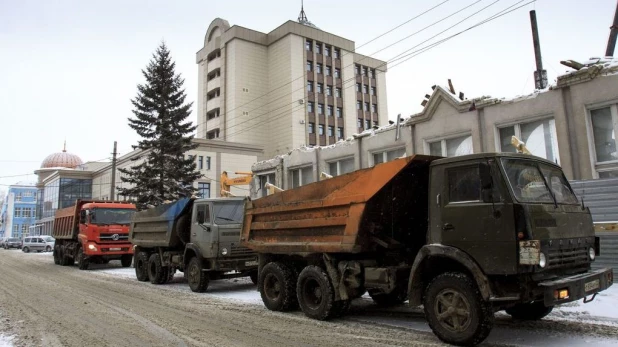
[317,83,323,94]
[337,127,344,139]
[206,108,220,120]
[372,147,406,166]
[326,86,332,96]
[448,166,481,203]
[325,66,331,76]
[328,126,334,137]
[324,46,330,56]
[318,103,324,114]
[371,86,376,95]
[362,67,368,76]
[306,61,312,71]
[198,156,203,170]
[206,129,220,139]
[198,182,210,198]
[589,105,618,177]
[13,225,18,233]
[373,120,378,127]
[14,207,23,217]
[362,84,368,94]
[307,81,313,92]
[357,119,362,128]
[364,102,369,112]
[196,203,210,223]
[356,83,361,92]
[15,192,22,201]
[305,39,312,51]
[334,68,341,78]
[316,63,323,74]
[307,101,314,113]
[335,88,342,98]
[258,173,276,197]
[498,118,559,163]
[328,158,355,176]
[370,69,376,78]
[334,48,340,59]
[371,104,377,113]
[428,135,473,157]
[336,107,343,118]
[327,105,333,116]
[308,122,315,134]
[319,124,324,135]
[289,166,314,188]
[206,156,211,170]
[365,119,370,129]
[315,42,322,54]
[206,88,220,100]
[355,65,361,75]
[356,101,361,110]
[21,224,27,233]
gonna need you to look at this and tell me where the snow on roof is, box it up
[12,181,36,187]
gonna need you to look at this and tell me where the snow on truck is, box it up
[52,200,136,269]
[129,197,258,292]
[241,153,614,346]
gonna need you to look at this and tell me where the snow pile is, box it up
[0,335,13,347]
[550,284,618,324]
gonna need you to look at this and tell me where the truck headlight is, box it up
[88,244,97,251]
[539,252,547,268]
[221,248,228,256]
[589,247,596,261]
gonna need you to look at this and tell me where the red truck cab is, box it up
[53,200,136,270]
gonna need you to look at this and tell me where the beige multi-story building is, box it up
[196,15,388,159]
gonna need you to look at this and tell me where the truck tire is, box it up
[423,272,494,347]
[187,257,209,292]
[259,262,298,312]
[120,254,133,268]
[134,251,150,282]
[53,246,60,265]
[506,301,554,320]
[76,247,89,270]
[249,270,258,285]
[296,265,336,320]
[368,287,407,307]
[148,253,169,285]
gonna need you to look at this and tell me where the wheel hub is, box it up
[434,289,472,333]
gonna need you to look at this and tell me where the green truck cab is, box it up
[130,197,258,292]
[242,153,613,346]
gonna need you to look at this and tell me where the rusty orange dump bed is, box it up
[241,155,437,255]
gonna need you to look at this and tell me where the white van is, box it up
[22,236,50,253]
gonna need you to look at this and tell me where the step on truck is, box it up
[241,153,614,346]
[53,200,137,270]
[130,197,258,292]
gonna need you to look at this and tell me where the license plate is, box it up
[584,279,600,292]
[245,260,258,267]
[109,248,121,251]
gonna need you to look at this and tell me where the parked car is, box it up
[22,236,49,253]
[3,238,22,249]
[42,236,55,252]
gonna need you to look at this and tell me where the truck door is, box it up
[432,161,516,274]
[192,202,217,259]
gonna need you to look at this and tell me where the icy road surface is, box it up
[1,250,617,347]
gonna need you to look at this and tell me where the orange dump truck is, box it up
[53,200,137,270]
[241,153,613,346]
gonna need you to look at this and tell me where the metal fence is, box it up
[570,178,618,269]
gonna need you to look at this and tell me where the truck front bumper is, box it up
[539,267,613,306]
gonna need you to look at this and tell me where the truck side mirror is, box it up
[479,163,493,203]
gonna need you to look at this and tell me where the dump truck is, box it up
[130,197,258,292]
[53,200,136,270]
[241,153,614,346]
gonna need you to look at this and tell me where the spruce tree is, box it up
[118,42,201,209]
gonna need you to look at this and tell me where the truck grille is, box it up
[99,233,129,242]
[230,245,255,257]
[547,246,589,269]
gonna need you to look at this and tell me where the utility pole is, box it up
[110,141,117,201]
[605,0,618,57]
[529,10,547,89]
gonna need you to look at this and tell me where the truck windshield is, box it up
[502,159,579,205]
[91,208,136,225]
[213,201,244,225]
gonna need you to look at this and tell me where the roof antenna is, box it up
[298,0,308,22]
[63,139,67,152]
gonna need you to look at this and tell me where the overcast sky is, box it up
[0,0,615,189]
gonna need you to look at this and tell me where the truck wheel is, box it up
[64,247,74,266]
[121,254,133,268]
[506,302,554,320]
[134,251,150,282]
[77,247,89,270]
[297,265,336,320]
[423,272,494,346]
[148,253,169,285]
[259,262,298,312]
[58,246,67,266]
[23,247,30,253]
[368,288,407,307]
[187,257,209,292]
[53,246,60,265]
[249,270,258,285]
